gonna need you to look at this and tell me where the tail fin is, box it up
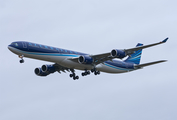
[124,43,143,64]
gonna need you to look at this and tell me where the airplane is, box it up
[8,38,168,80]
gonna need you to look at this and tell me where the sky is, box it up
[0,0,177,120]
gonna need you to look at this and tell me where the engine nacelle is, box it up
[41,65,56,74]
[34,67,49,76]
[111,49,126,59]
[78,55,93,64]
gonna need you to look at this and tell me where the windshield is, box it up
[11,42,18,46]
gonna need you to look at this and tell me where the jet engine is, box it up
[34,64,56,76]
[111,49,126,59]
[34,67,49,76]
[78,55,93,64]
[41,64,56,74]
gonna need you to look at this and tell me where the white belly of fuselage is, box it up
[96,63,130,73]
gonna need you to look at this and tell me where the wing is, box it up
[69,38,168,65]
[53,63,72,73]
[90,53,113,64]
[124,38,168,55]
[69,52,113,65]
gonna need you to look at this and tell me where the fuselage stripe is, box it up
[14,48,80,57]
[104,63,134,71]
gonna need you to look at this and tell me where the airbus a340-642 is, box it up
[8,38,168,80]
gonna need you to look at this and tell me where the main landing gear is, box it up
[69,69,79,80]
[81,68,100,77]
[19,55,24,63]
[91,68,100,75]
[81,70,90,76]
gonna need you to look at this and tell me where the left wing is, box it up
[124,38,168,55]
[69,52,113,65]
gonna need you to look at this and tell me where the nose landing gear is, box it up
[19,55,24,63]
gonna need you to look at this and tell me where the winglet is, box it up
[162,37,168,43]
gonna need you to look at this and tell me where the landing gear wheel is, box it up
[19,55,24,63]
[81,70,91,77]
[70,74,73,78]
[73,76,79,80]
[70,69,79,80]
[94,72,97,75]
[20,59,24,63]
[82,73,85,76]
[87,71,90,75]
[76,76,79,79]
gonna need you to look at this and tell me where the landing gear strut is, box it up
[69,69,79,80]
[81,70,90,76]
[19,55,24,63]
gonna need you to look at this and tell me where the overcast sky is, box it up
[0,0,177,120]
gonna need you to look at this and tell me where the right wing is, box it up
[90,53,113,64]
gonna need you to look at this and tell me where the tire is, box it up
[76,76,79,79]
[94,72,97,75]
[70,74,73,77]
[82,73,85,76]
[20,60,24,63]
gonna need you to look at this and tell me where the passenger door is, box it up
[22,42,27,48]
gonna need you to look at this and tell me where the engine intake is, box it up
[34,64,56,76]
[34,68,49,76]
[111,49,126,59]
[42,65,56,74]
[78,55,93,64]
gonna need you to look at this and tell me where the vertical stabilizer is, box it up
[124,43,143,64]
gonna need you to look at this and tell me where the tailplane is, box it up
[134,60,167,69]
[124,43,143,64]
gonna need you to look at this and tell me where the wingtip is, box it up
[161,60,168,63]
[162,37,168,43]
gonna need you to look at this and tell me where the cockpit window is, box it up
[11,42,18,46]
[15,43,18,46]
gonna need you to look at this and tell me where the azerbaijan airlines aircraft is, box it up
[8,38,168,80]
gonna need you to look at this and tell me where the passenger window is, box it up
[28,43,33,46]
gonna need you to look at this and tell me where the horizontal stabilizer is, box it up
[134,60,167,69]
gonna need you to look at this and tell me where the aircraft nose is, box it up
[8,45,12,51]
